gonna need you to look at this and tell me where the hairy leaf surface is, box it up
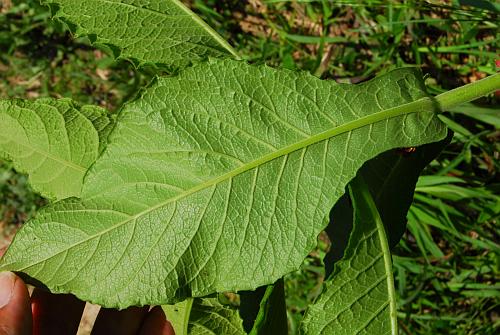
[163,298,245,335]
[301,176,398,334]
[0,59,447,308]
[42,0,238,69]
[0,98,112,199]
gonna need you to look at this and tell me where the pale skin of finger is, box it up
[0,272,32,335]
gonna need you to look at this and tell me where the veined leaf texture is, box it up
[302,177,398,335]
[0,99,112,199]
[41,0,239,69]
[163,298,245,335]
[0,59,447,308]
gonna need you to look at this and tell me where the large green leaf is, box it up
[42,0,238,69]
[163,298,245,335]
[0,98,112,200]
[0,59,447,308]
[301,176,398,334]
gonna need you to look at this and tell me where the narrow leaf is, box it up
[163,299,193,335]
[449,103,500,128]
[239,288,267,333]
[0,98,112,200]
[42,0,238,69]
[163,298,245,335]
[0,60,447,308]
[324,133,452,278]
[250,279,287,335]
[359,133,452,247]
[301,176,398,334]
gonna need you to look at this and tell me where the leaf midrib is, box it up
[11,96,436,272]
[168,0,240,58]
[372,194,398,334]
[79,0,240,59]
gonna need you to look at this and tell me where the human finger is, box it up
[0,272,32,335]
[139,306,175,335]
[91,306,149,335]
[31,289,85,335]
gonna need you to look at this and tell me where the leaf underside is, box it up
[0,59,447,308]
[0,98,112,200]
[323,135,451,278]
[301,177,398,335]
[163,298,245,335]
[42,0,235,69]
[360,133,452,248]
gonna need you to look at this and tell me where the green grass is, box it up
[0,0,154,109]
[0,160,45,244]
[0,0,499,334]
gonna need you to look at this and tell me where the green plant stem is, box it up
[435,72,500,110]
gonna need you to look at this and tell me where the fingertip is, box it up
[139,306,175,335]
[31,289,85,335]
[92,305,149,335]
[0,272,32,335]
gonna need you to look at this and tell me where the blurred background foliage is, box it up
[0,0,498,334]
